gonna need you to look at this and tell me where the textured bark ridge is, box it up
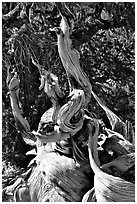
[3,2,135,202]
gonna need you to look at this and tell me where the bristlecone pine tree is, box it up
[2,2,135,202]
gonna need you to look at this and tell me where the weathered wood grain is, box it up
[27,151,92,202]
[87,120,135,202]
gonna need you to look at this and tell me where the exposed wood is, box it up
[27,152,92,202]
[82,187,96,202]
[103,129,135,155]
[101,153,135,174]
[87,120,135,202]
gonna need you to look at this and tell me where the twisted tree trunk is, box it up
[3,2,135,202]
